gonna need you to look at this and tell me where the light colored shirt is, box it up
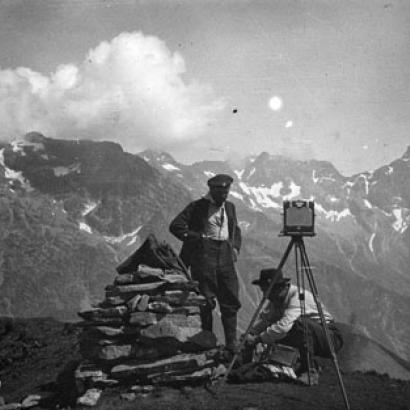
[203,193,229,240]
[251,284,334,344]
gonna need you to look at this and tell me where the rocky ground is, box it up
[0,317,409,410]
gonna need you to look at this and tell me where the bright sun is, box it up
[268,96,283,111]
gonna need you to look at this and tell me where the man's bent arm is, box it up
[232,204,242,252]
[169,202,200,242]
[259,298,301,344]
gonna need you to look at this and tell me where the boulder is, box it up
[92,326,124,337]
[135,265,165,280]
[0,404,21,410]
[111,353,211,378]
[78,317,124,326]
[149,367,213,383]
[91,326,126,337]
[127,294,150,312]
[136,294,150,311]
[97,344,162,361]
[130,385,155,393]
[130,313,201,328]
[97,345,132,361]
[81,336,119,346]
[127,294,142,311]
[129,312,158,327]
[75,362,121,394]
[110,282,165,295]
[140,322,202,343]
[162,274,189,284]
[102,296,128,306]
[147,301,173,314]
[114,274,139,285]
[76,388,102,407]
[80,326,140,343]
[120,392,137,401]
[21,395,41,409]
[78,306,128,320]
[150,291,206,306]
[147,302,200,316]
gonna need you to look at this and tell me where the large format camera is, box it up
[281,200,315,236]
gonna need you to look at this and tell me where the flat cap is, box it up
[207,174,233,188]
[252,268,290,287]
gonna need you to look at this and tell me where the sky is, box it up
[0,0,409,176]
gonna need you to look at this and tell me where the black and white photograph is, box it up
[0,0,409,408]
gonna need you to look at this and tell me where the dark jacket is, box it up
[169,198,242,267]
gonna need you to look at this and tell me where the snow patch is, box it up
[368,232,376,253]
[11,139,44,154]
[270,182,283,197]
[104,226,143,245]
[234,169,244,180]
[386,166,393,175]
[204,171,215,178]
[0,149,34,191]
[79,222,93,234]
[82,201,98,217]
[238,182,281,208]
[53,163,81,176]
[249,198,262,211]
[312,170,336,184]
[358,174,371,195]
[315,203,352,222]
[364,200,372,209]
[239,182,251,195]
[162,163,180,171]
[230,191,244,200]
[392,208,408,233]
[283,181,301,200]
[238,180,299,209]
[248,167,256,177]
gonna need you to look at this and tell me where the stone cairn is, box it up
[75,238,225,402]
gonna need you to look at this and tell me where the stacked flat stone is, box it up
[75,264,220,392]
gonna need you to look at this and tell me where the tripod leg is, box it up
[299,240,350,410]
[295,241,312,383]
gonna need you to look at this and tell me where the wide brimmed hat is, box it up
[252,268,290,287]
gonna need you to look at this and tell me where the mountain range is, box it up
[0,132,409,373]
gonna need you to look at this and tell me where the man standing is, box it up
[169,174,241,353]
[244,268,343,383]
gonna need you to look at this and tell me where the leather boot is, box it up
[222,314,239,353]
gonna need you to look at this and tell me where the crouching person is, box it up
[242,268,343,385]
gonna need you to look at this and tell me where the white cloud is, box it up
[285,120,293,128]
[0,32,224,150]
